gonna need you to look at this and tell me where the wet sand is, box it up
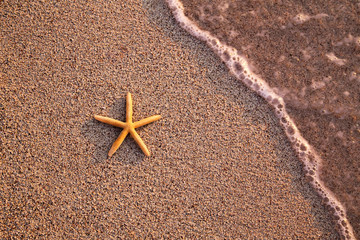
[0,0,339,238]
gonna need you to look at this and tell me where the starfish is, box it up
[94,92,161,157]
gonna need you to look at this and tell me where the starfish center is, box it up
[94,92,161,157]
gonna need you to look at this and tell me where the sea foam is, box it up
[166,0,356,239]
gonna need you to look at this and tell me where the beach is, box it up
[1,0,340,238]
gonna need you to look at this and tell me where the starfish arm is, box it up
[94,115,126,128]
[108,128,129,157]
[129,128,150,156]
[134,115,162,128]
[126,92,133,123]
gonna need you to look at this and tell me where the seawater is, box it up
[166,0,360,239]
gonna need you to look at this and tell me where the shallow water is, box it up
[167,0,360,239]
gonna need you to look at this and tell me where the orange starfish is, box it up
[94,92,161,157]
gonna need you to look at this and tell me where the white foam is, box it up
[166,0,356,239]
[293,13,311,24]
[310,80,326,90]
[300,48,312,61]
[335,34,358,47]
[326,52,347,66]
[355,36,360,47]
[293,13,328,25]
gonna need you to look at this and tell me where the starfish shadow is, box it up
[81,98,146,165]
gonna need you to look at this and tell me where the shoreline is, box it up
[166,0,356,238]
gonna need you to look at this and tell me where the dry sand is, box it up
[1,0,339,238]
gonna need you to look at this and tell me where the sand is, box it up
[0,0,339,239]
